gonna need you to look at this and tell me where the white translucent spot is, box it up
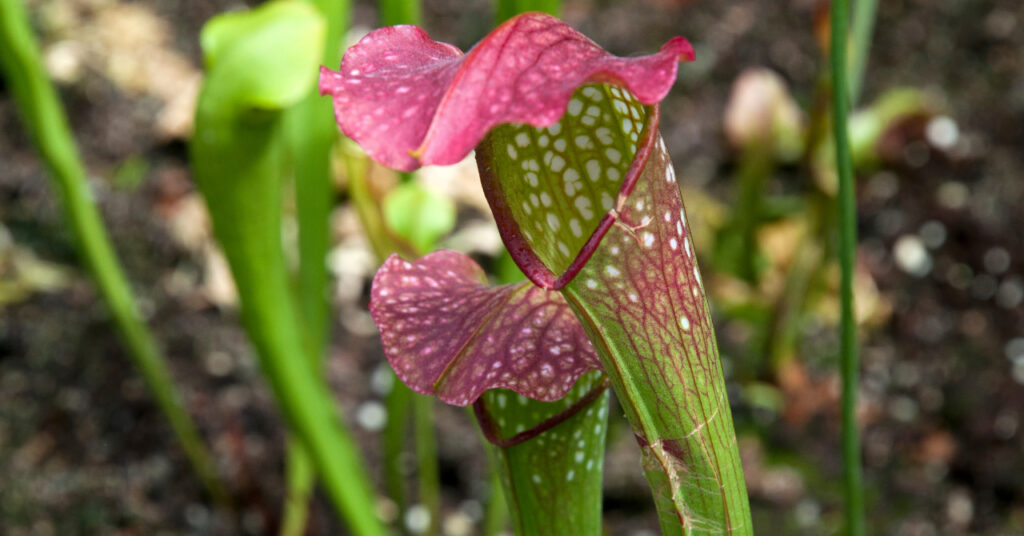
[574,196,594,220]
[605,148,622,163]
[601,192,614,211]
[563,169,582,195]
[538,134,550,147]
[522,201,532,214]
[557,241,570,257]
[575,135,593,149]
[532,474,542,484]
[605,265,621,277]
[642,232,655,248]
[550,155,566,172]
[540,192,552,207]
[596,127,613,145]
[568,99,584,116]
[669,238,678,250]
[926,115,959,150]
[566,469,575,482]
[586,279,598,289]
[546,213,561,231]
[894,234,932,277]
[356,401,387,432]
[570,219,583,237]
[405,504,431,534]
[607,168,621,182]
[628,293,638,302]
[635,200,645,211]
[507,145,518,159]
[586,160,601,181]
[547,123,562,135]
[515,132,530,147]
[554,138,567,151]
[680,317,691,330]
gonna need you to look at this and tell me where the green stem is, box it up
[279,0,348,532]
[0,0,229,507]
[413,394,441,536]
[830,1,866,535]
[384,380,413,526]
[345,147,413,260]
[279,436,316,536]
[481,471,509,536]
[847,0,878,104]
[379,0,421,26]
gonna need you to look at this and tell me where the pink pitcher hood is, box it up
[319,12,693,171]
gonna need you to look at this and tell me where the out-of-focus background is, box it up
[1,0,1022,534]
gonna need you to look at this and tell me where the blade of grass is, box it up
[830,1,866,534]
[848,0,878,104]
[0,0,229,508]
[279,0,349,533]
[413,389,441,536]
[383,378,413,522]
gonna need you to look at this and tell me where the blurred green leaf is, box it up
[200,1,325,111]
[383,181,456,254]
